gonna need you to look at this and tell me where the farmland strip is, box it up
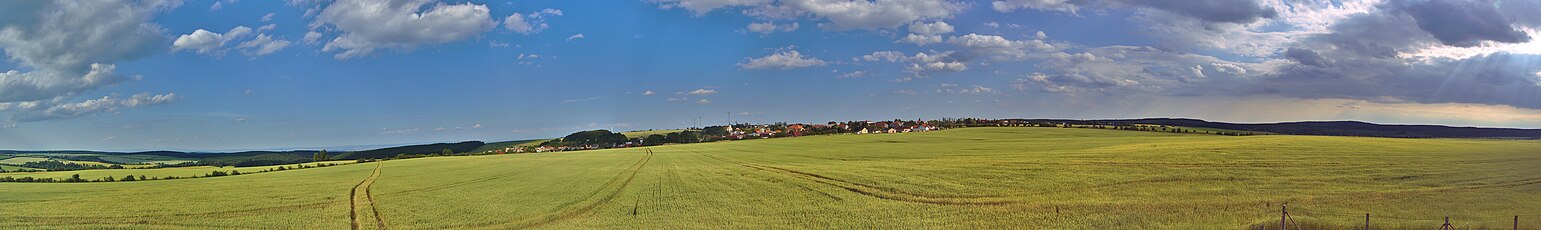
[699,152,1012,206]
[350,162,384,230]
[518,149,653,228]
[452,149,654,229]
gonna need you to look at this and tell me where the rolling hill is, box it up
[3,127,1539,229]
[1010,118,1541,138]
[330,141,485,160]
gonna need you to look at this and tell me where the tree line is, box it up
[5,160,125,171]
[539,130,708,148]
[0,162,345,183]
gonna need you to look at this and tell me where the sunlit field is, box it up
[4,127,1540,229]
[0,161,354,181]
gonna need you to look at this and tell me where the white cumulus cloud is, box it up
[0,1,178,124]
[908,21,954,35]
[655,0,966,31]
[174,26,291,57]
[738,46,827,70]
[504,8,562,34]
[315,0,498,59]
[747,21,799,34]
[687,89,718,95]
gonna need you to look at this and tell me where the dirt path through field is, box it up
[350,162,385,230]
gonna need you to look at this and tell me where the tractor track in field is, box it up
[15,202,333,220]
[376,160,551,196]
[12,218,240,229]
[350,162,385,230]
[453,149,654,229]
[516,149,653,228]
[698,152,1012,206]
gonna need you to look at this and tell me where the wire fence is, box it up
[1257,204,1537,230]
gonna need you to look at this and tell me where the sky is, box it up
[2,0,1541,151]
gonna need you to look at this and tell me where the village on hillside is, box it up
[487,119,950,154]
[482,118,1258,154]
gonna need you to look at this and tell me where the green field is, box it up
[0,165,40,171]
[468,139,547,153]
[0,161,355,181]
[3,127,1540,229]
[94,154,196,165]
[0,157,52,165]
[0,156,123,167]
[1067,124,1272,135]
[621,129,684,138]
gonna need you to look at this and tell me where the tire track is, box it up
[452,149,654,229]
[350,162,385,230]
[374,159,555,196]
[14,202,332,220]
[698,152,1012,206]
[516,149,653,228]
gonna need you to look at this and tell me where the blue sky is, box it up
[3,0,1541,151]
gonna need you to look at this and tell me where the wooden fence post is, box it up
[1365,213,1370,230]
[1281,204,1287,230]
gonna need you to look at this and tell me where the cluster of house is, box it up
[485,119,946,154]
[722,125,787,140]
[531,145,603,153]
[483,144,600,154]
[720,120,940,140]
[847,122,938,134]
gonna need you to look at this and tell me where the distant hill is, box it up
[7,118,1537,168]
[1,142,490,167]
[621,129,684,138]
[126,150,323,159]
[331,141,486,160]
[1008,118,1541,139]
[469,139,546,153]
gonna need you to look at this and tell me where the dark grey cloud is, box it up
[1305,10,1428,58]
[1256,1,1541,109]
[992,0,1277,24]
[1011,0,1541,110]
[1497,0,1541,27]
[1019,45,1257,95]
[1283,48,1331,68]
[1262,52,1541,109]
[1120,0,1277,24]
[1396,0,1531,47]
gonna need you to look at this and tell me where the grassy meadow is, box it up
[0,157,53,165]
[4,127,1541,229]
[0,161,355,180]
[0,165,40,171]
[469,139,547,153]
[0,156,121,167]
[621,129,685,138]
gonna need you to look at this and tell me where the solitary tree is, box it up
[314,150,329,162]
[442,148,454,155]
